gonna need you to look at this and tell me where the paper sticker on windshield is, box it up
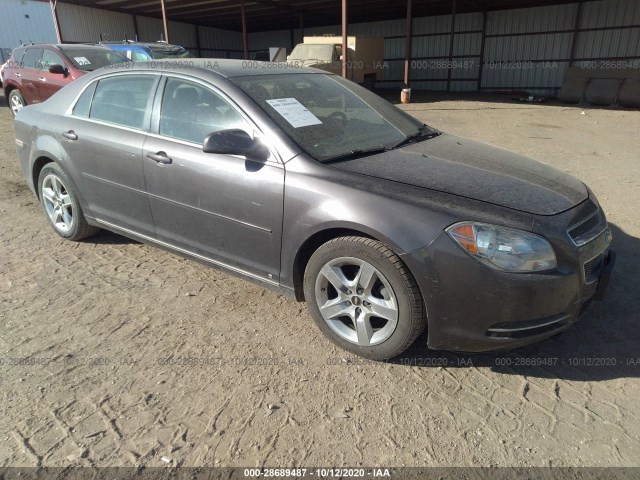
[74,57,91,66]
[266,98,322,128]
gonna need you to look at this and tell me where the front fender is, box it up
[279,154,539,296]
[279,155,458,291]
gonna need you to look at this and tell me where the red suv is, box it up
[3,44,129,115]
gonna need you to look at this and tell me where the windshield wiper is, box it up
[323,146,389,163]
[390,125,441,150]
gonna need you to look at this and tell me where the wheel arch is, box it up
[32,156,56,199]
[30,156,93,221]
[4,81,18,97]
[291,225,409,302]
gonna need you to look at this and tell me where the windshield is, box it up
[149,46,194,59]
[232,73,433,162]
[288,44,335,62]
[64,49,130,71]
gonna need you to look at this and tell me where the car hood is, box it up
[332,134,588,216]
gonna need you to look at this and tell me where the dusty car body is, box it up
[13,60,614,359]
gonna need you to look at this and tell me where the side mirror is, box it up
[48,64,67,75]
[203,129,270,161]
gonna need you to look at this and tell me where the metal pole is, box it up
[133,14,139,42]
[195,24,202,57]
[241,0,249,60]
[403,0,413,88]
[341,0,348,78]
[447,0,457,92]
[569,1,584,66]
[477,10,487,91]
[160,0,170,43]
[49,0,62,44]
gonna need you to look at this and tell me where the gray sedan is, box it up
[13,60,614,359]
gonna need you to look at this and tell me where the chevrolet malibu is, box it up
[13,60,615,359]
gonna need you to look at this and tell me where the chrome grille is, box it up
[584,253,604,284]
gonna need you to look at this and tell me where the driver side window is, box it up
[40,50,65,70]
[159,77,250,145]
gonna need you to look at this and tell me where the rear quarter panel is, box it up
[14,85,94,218]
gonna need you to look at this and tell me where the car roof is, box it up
[103,42,185,48]
[20,43,113,51]
[129,59,327,78]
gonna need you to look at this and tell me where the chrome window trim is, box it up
[64,69,283,165]
[65,70,163,117]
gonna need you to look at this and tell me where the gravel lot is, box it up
[1,90,639,468]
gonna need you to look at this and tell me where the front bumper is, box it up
[402,227,614,352]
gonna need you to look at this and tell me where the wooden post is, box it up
[241,0,249,60]
[160,0,169,43]
[403,0,413,88]
[341,0,348,78]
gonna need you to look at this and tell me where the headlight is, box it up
[446,222,557,272]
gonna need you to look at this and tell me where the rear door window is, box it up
[11,47,26,66]
[21,49,43,69]
[89,75,157,130]
[72,82,98,118]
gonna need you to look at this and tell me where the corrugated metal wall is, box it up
[10,0,639,93]
[199,26,243,59]
[250,0,640,93]
[55,3,242,57]
[0,0,57,62]
[58,3,135,43]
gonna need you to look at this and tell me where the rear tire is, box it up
[8,89,26,116]
[304,236,426,360]
[38,163,100,241]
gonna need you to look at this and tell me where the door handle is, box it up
[62,130,78,141]
[14,72,21,78]
[38,77,47,82]
[146,152,172,165]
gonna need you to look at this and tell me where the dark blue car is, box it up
[103,41,194,61]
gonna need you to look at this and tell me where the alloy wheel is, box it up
[41,174,74,233]
[314,257,399,346]
[10,94,24,115]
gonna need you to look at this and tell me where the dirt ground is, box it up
[1,90,639,468]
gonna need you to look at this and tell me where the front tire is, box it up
[8,89,26,116]
[304,236,426,360]
[38,163,100,241]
